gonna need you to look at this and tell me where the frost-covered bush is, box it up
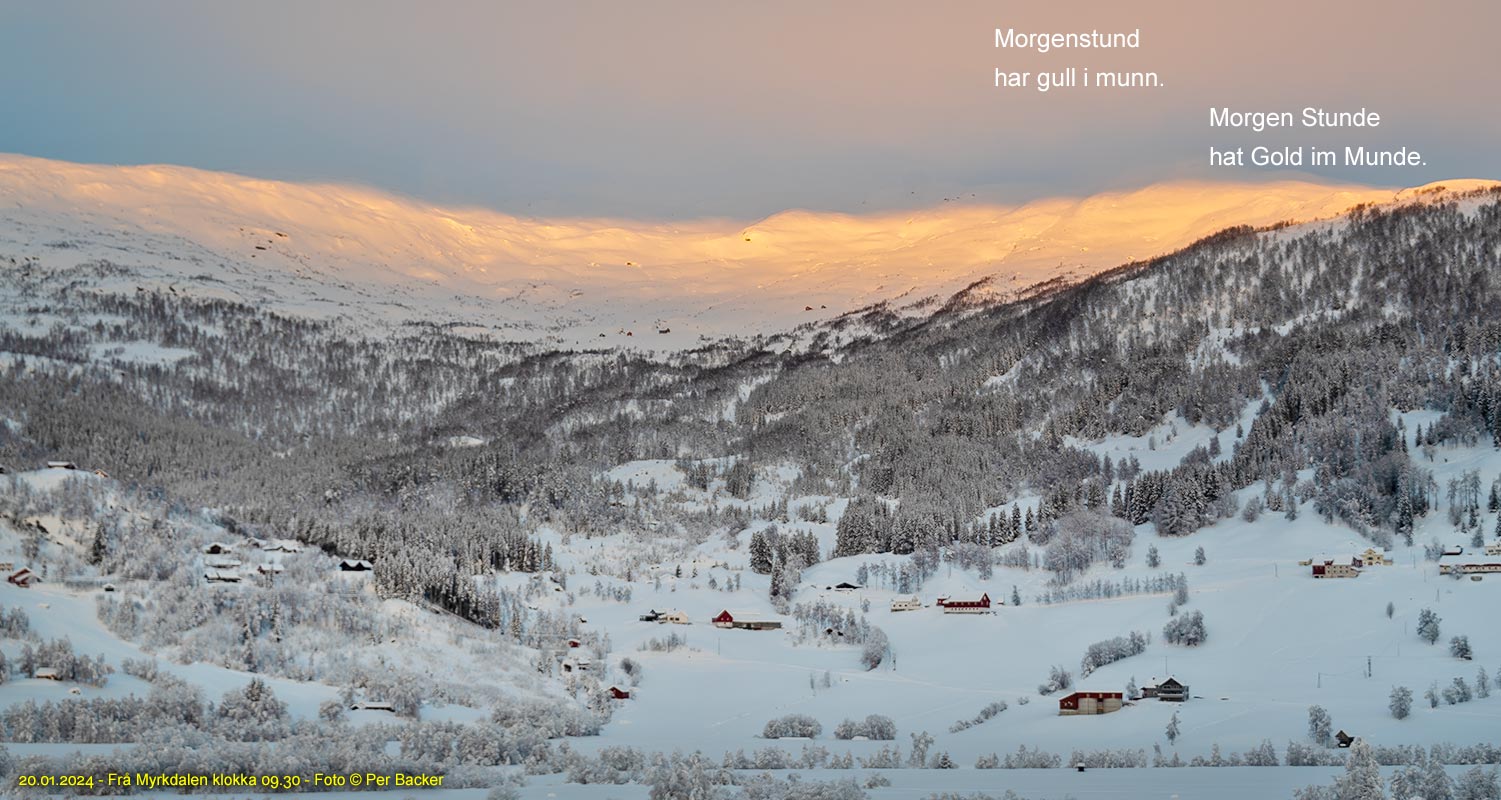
[1000,745,1062,769]
[1080,631,1148,676]
[1041,511,1133,583]
[214,678,290,742]
[860,627,888,671]
[1036,664,1073,696]
[737,773,866,800]
[763,714,822,739]
[491,699,602,738]
[1442,677,1474,705]
[834,714,896,740]
[948,701,1007,733]
[1163,610,1207,646]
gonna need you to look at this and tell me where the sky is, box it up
[1,0,1498,219]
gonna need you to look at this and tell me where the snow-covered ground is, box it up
[3,432,1501,797]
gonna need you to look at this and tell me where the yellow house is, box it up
[1356,547,1392,567]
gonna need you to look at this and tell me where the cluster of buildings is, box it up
[888,592,996,614]
[1059,677,1190,716]
[1305,547,1392,579]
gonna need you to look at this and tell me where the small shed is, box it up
[46,461,78,470]
[350,701,395,713]
[830,582,862,593]
[1335,730,1356,748]
[7,568,38,588]
[34,667,62,681]
[204,569,241,583]
[608,686,632,700]
[638,610,662,622]
[203,542,235,555]
[561,658,593,674]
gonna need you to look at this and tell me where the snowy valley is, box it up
[0,177,1500,799]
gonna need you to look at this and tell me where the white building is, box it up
[890,596,922,612]
[658,610,691,624]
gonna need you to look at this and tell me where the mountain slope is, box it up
[2,153,1486,348]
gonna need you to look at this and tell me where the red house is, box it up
[608,686,632,700]
[7,568,38,588]
[936,592,991,613]
[712,610,735,628]
[1058,691,1124,715]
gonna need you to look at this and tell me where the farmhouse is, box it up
[712,610,783,630]
[1438,562,1501,575]
[1311,559,1359,578]
[890,596,922,612]
[7,568,38,588]
[339,559,374,572]
[657,609,690,624]
[1356,547,1393,567]
[937,592,991,613]
[1142,677,1189,702]
[1058,691,1123,716]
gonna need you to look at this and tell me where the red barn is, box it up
[1058,691,1124,715]
[937,592,991,613]
[712,610,735,628]
[608,686,632,700]
[7,568,38,588]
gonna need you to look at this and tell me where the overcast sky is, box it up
[2,0,1497,219]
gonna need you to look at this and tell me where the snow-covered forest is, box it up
[0,187,1500,798]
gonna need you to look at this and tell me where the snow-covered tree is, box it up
[1307,705,1332,747]
[1418,608,1442,645]
[1389,686,1412,720]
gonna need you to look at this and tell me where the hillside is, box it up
[2,154,1485,349]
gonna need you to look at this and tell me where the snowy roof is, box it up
[204,569,241,582]
[34,667,60,679]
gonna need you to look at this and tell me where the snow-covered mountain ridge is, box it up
[2,153,1490,349]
